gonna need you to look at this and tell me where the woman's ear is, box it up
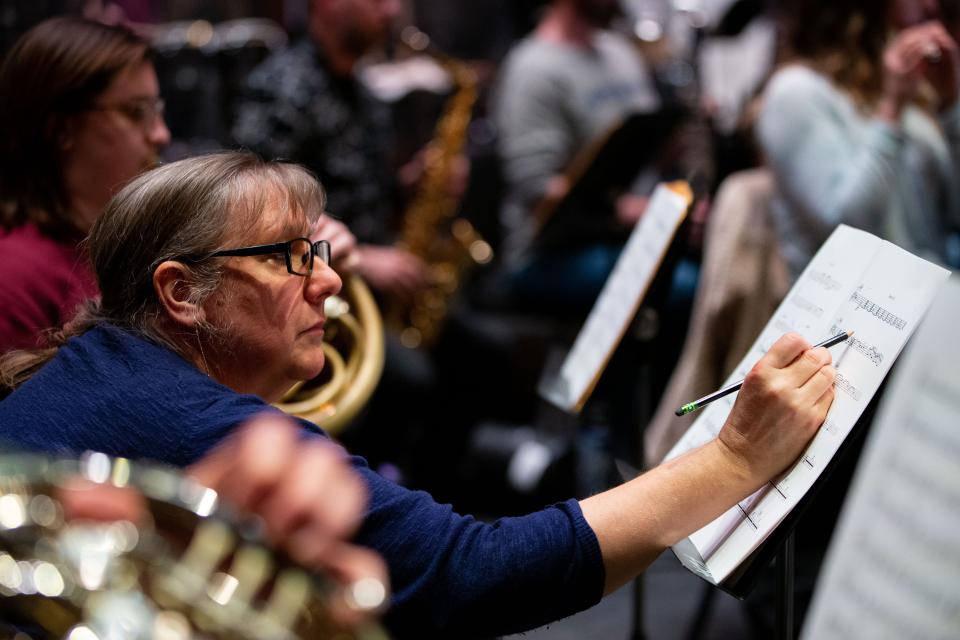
[153,261,205,327]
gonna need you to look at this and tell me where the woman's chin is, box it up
[294,356,326,382]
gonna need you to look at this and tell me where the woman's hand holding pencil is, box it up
[676,331,851,416]
[712,333,838,483]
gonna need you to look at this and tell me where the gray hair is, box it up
[1,151,326,391]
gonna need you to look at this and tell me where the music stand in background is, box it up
[533,106,689,252]
[536,181,694,640]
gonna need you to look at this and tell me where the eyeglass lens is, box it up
[127,98,164,125]
[288,239,330,275]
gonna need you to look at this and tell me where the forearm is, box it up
[580,438,762,594]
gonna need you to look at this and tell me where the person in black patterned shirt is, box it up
[232,0,451,486]
[232,0,429,300]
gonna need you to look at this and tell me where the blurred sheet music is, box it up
[669,224,950,584]
[801,276,960,639]
[539,182,691,413]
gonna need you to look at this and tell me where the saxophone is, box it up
[387,28,493,350]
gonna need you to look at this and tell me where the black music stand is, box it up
[533,106,689,253]
[775,531,795,640]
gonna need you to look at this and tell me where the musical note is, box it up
[829,322,884,366]
[849,288,907,330]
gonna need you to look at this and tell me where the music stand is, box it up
[533,106,689,252]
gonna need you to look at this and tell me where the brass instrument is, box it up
[0,450,389,639]
[387,28,493,350]
[275,275,385,436]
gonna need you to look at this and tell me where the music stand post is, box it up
[775,531,795,640]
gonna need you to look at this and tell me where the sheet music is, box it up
[539,183,690,413]
[801,276,960,640]
[667,225,950,583]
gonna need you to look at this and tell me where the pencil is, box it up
[674,330,853,416]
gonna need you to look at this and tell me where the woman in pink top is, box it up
[0,17,170,351]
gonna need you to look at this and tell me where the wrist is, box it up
[876,95,904,124]
[711,434,763,490]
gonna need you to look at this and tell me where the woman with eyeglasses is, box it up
[0,150,838,638]
[0,17,171,352]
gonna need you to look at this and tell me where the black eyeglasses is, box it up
[181,237,331,276]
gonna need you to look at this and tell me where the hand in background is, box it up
[399,148,471,201]
[312,213,359,272]
[614,193,649,227]
[717,333,836,483]
[918,21,960,109]
[355,243,430,300]
[881,20,960,119]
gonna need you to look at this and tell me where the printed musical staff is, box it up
[850,289,907,330]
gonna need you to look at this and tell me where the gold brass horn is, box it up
[0,450,389,639]
[274,275,385,435]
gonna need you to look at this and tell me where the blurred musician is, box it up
[232,0,430,302]
[0,17,170,352]
[0,16,356,356]
[757,0,960,278]
[493,0,662,308]
[233,0,472,487]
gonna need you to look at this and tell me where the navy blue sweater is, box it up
[0,325,604,637]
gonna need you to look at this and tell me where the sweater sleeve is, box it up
[494,50,579,207]
[352,461,605,638]
[757,66,903,236]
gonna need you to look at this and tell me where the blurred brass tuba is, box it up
[274,275,385,436]
[0,450,389,639]
[386,28,493,350]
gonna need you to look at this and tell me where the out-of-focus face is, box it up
[61,60,170,231]
[335,0,402,57]
[201,195,343,402]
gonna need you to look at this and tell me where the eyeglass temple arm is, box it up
[210,242,290,258]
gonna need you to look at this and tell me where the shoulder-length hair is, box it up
[778,0,891,107]
[0,16,150,238]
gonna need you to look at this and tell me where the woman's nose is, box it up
[150,116,171,148]
[304,261,342,305]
